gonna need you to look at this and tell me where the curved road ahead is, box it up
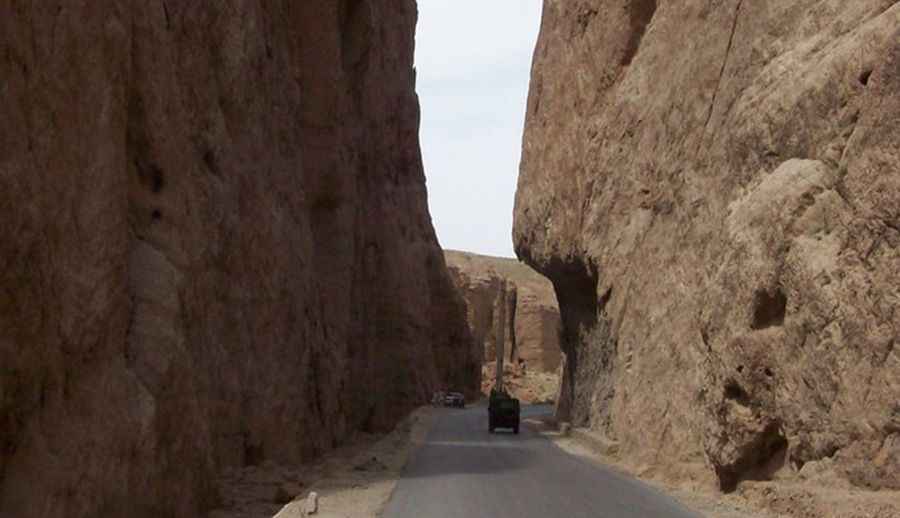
[383,405,700,518]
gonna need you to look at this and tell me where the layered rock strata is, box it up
[0,2,475,517]
[515,0,900,492]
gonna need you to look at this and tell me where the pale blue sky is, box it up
[415,1,544,258]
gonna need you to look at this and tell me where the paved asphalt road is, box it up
[383,404,701,518]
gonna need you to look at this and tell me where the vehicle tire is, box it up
[514,425,519,434]
[489,426,494,433]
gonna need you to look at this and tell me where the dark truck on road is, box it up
[488,389,520,434]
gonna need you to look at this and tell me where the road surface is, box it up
[383,404,700,518]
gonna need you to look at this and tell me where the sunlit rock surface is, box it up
[515,0,900,491]
[445,250,561,374]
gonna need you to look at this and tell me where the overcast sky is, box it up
[415,1,544,259]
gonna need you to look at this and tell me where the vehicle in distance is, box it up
[444,392,466,408]
[488,389,520,433]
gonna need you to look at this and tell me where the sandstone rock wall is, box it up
[0,2,476,517]
[515,0,899,492]
[445,250,561,373]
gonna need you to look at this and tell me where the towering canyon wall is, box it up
[0,2,476,517]
[515,0,900,492]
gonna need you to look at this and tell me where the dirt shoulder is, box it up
[524,417,900,518]
[207,407,435,518]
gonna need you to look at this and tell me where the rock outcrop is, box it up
[445,250,562,374]
[479,361,562,405]
[515,0,899,494]
[0,2,476,517]
[445,250,561,402]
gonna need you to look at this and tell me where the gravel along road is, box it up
[383,404,701,518]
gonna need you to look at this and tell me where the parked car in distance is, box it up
[444,392,466,408]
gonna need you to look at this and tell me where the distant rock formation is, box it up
[515,0,900,494]
[444,250,562,387]
[0,3,476,517]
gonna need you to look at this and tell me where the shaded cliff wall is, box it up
[445,250,562,374]
[0,1,476,517]
[515,0,900,492]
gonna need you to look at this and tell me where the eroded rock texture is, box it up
[515,0,900,492]
[445,250,562,374]
[0,2,475,517]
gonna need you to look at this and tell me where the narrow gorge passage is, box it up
[3,1,899,518]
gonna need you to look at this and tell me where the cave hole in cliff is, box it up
[717,422,788,493]
[723,380,749,404]
[751,288,786,330]
[859,69,872,86]
[151,209,162,221]
[621,0,658,66]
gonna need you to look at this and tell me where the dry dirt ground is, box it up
[525,417,900,518]
[207,408,435,518]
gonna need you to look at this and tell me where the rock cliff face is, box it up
[0,2,475,517]
[515,0,900,492]
[445,250,562,375]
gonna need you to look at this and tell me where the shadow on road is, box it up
[400,441,538,479]
[395,405,556,480]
